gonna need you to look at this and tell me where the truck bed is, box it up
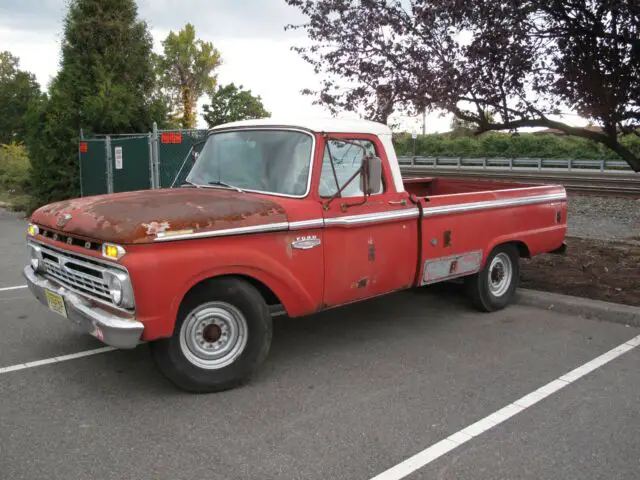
[403,176,539,197]
[402,176,568,287]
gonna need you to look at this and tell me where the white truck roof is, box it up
[209,117,393,136]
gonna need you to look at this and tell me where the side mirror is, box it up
[360,155,382,195]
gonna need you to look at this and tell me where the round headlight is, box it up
[104,270,134,308]
[106,274,124,305]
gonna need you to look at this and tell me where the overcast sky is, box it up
[1,0,587,133]
[0,0,445,132]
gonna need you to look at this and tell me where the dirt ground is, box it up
[520,236,640,307]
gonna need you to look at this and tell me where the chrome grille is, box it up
[36,242,116,306]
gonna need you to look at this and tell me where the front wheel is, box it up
[465,244,520,312]
[150,277,272,393]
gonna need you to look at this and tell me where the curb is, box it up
[516,289,640,328]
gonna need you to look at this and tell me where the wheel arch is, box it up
[507,240,531,259]
[180,274,283,314]
[169,265,318,336]
[484,236,531,266]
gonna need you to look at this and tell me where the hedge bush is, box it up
[0,143,30,193]
[392,131,640,161]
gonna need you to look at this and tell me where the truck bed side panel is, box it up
[415,185,567,285]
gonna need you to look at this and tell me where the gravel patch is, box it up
[568,195,640,243]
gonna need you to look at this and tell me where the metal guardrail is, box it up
[397,156,633,173]
[399,164,640,197]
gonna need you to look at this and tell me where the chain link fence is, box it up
[78,123,209,196]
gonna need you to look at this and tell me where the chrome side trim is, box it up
[152,192,565,241]
[155,222,290,242]
[289,219,325,230]
[423,192,567,217]
[324,208,420,227]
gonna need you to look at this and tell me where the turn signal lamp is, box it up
[27,224,39,237]
[102,243,126,261]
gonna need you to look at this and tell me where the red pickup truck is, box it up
[24,118,567,392]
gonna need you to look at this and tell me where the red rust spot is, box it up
[368,239,375,262]
[352,277,369,289]
[31,189,287,244]
[449,260,458,274]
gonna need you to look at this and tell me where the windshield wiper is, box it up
[207,180,244,193]
[180,180,201,188]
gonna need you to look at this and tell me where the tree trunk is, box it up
[181,87,196,129]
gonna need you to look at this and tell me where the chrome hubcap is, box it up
[179,302,248,370]
[488,253,513,297]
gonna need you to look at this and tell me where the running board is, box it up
[269,305,287,317]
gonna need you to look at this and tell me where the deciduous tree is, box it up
[286,0,640,170]
[158,24,222,129]
[202,83,270,127]
[0,52,43,145]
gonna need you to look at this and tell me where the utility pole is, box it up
[422,108,426,135]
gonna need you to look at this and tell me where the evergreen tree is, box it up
[27,0,168,207]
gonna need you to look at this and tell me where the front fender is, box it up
[172,260,319,323]
[129,234,324,340]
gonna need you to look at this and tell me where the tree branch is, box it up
[454,110,640,172]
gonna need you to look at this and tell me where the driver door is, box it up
[319,134,417,307]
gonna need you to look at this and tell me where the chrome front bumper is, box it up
[23,266,144,349]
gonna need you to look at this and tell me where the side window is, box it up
[318,139,384,198]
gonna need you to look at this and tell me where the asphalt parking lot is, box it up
[1,208,638,480]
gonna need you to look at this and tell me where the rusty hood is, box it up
[30,188,289,244]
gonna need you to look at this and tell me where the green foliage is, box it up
[202,83,270,128]
[158,23,222,129]
[393,132,640,160]
[27,0,166,208]
[0,143,30,193]
[449,110,496,139]
[0,52,44,145]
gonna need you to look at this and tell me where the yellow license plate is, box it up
[45,289,68,318]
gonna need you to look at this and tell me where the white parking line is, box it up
[370,334,640,480]
[0,285,27,292]
[0,346,116,375]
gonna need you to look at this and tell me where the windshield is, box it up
[186,129,314,196]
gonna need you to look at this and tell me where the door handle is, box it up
[389,199,407,206]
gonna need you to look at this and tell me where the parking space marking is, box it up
[0,346,116,375]
[0,285,27,292]
[369,333,640,480]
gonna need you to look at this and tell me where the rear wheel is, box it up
[465,244,520,312]
[150,277,272,393]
